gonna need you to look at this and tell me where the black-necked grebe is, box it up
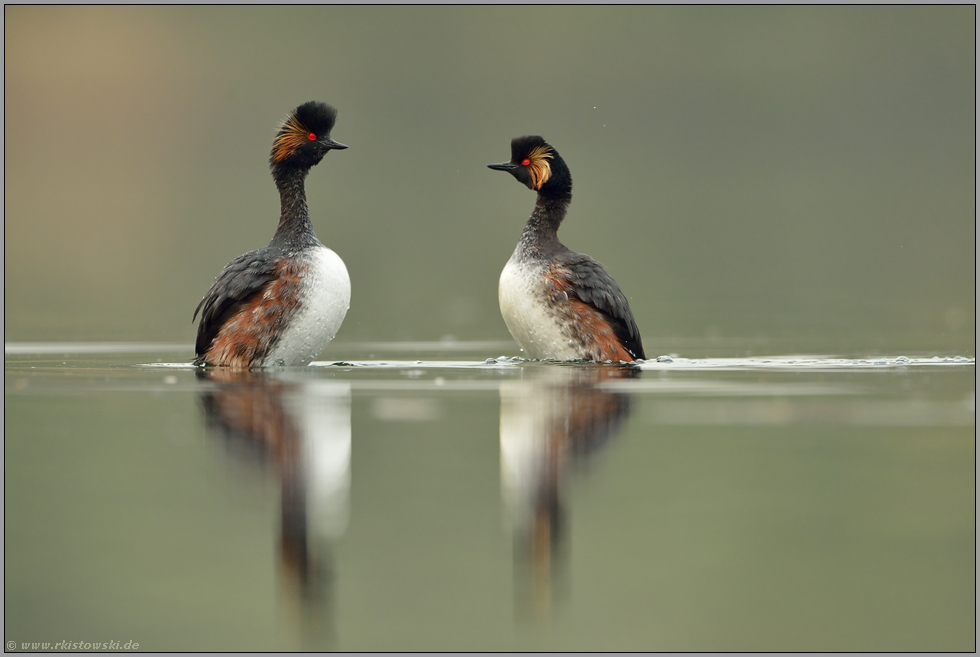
[488,136,644,362]
[194,101,350,367]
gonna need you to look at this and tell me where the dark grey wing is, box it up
[562,252,646,360]
[193,249,278,361]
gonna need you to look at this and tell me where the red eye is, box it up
[521,158,530,166]
[308,133,317,140]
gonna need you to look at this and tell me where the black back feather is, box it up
[193,249,278,363]
[561,252,645,361]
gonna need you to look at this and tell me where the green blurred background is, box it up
[4,6,975,353]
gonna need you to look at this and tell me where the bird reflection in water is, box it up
[500,363,637,616]
[197,368,351,642]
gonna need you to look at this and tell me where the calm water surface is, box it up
[4,342,975,651]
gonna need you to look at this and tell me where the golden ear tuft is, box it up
[525,144,553,190]
[272,115,310,163]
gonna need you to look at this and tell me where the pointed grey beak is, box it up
[488,161,518,171]
[324,138,348,150]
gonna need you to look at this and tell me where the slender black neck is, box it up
[517,189,571,257]
[271,166,320,250]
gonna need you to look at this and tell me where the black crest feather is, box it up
[289,101,338,137]
[511,135,549,161]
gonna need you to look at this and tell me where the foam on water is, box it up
[5,342,974,374]
[636,355,975,371]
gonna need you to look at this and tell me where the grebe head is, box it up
[270,101,347,170]
[488,135,571,195]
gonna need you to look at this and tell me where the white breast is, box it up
[498,252,581,360]
[263,246,350,367]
